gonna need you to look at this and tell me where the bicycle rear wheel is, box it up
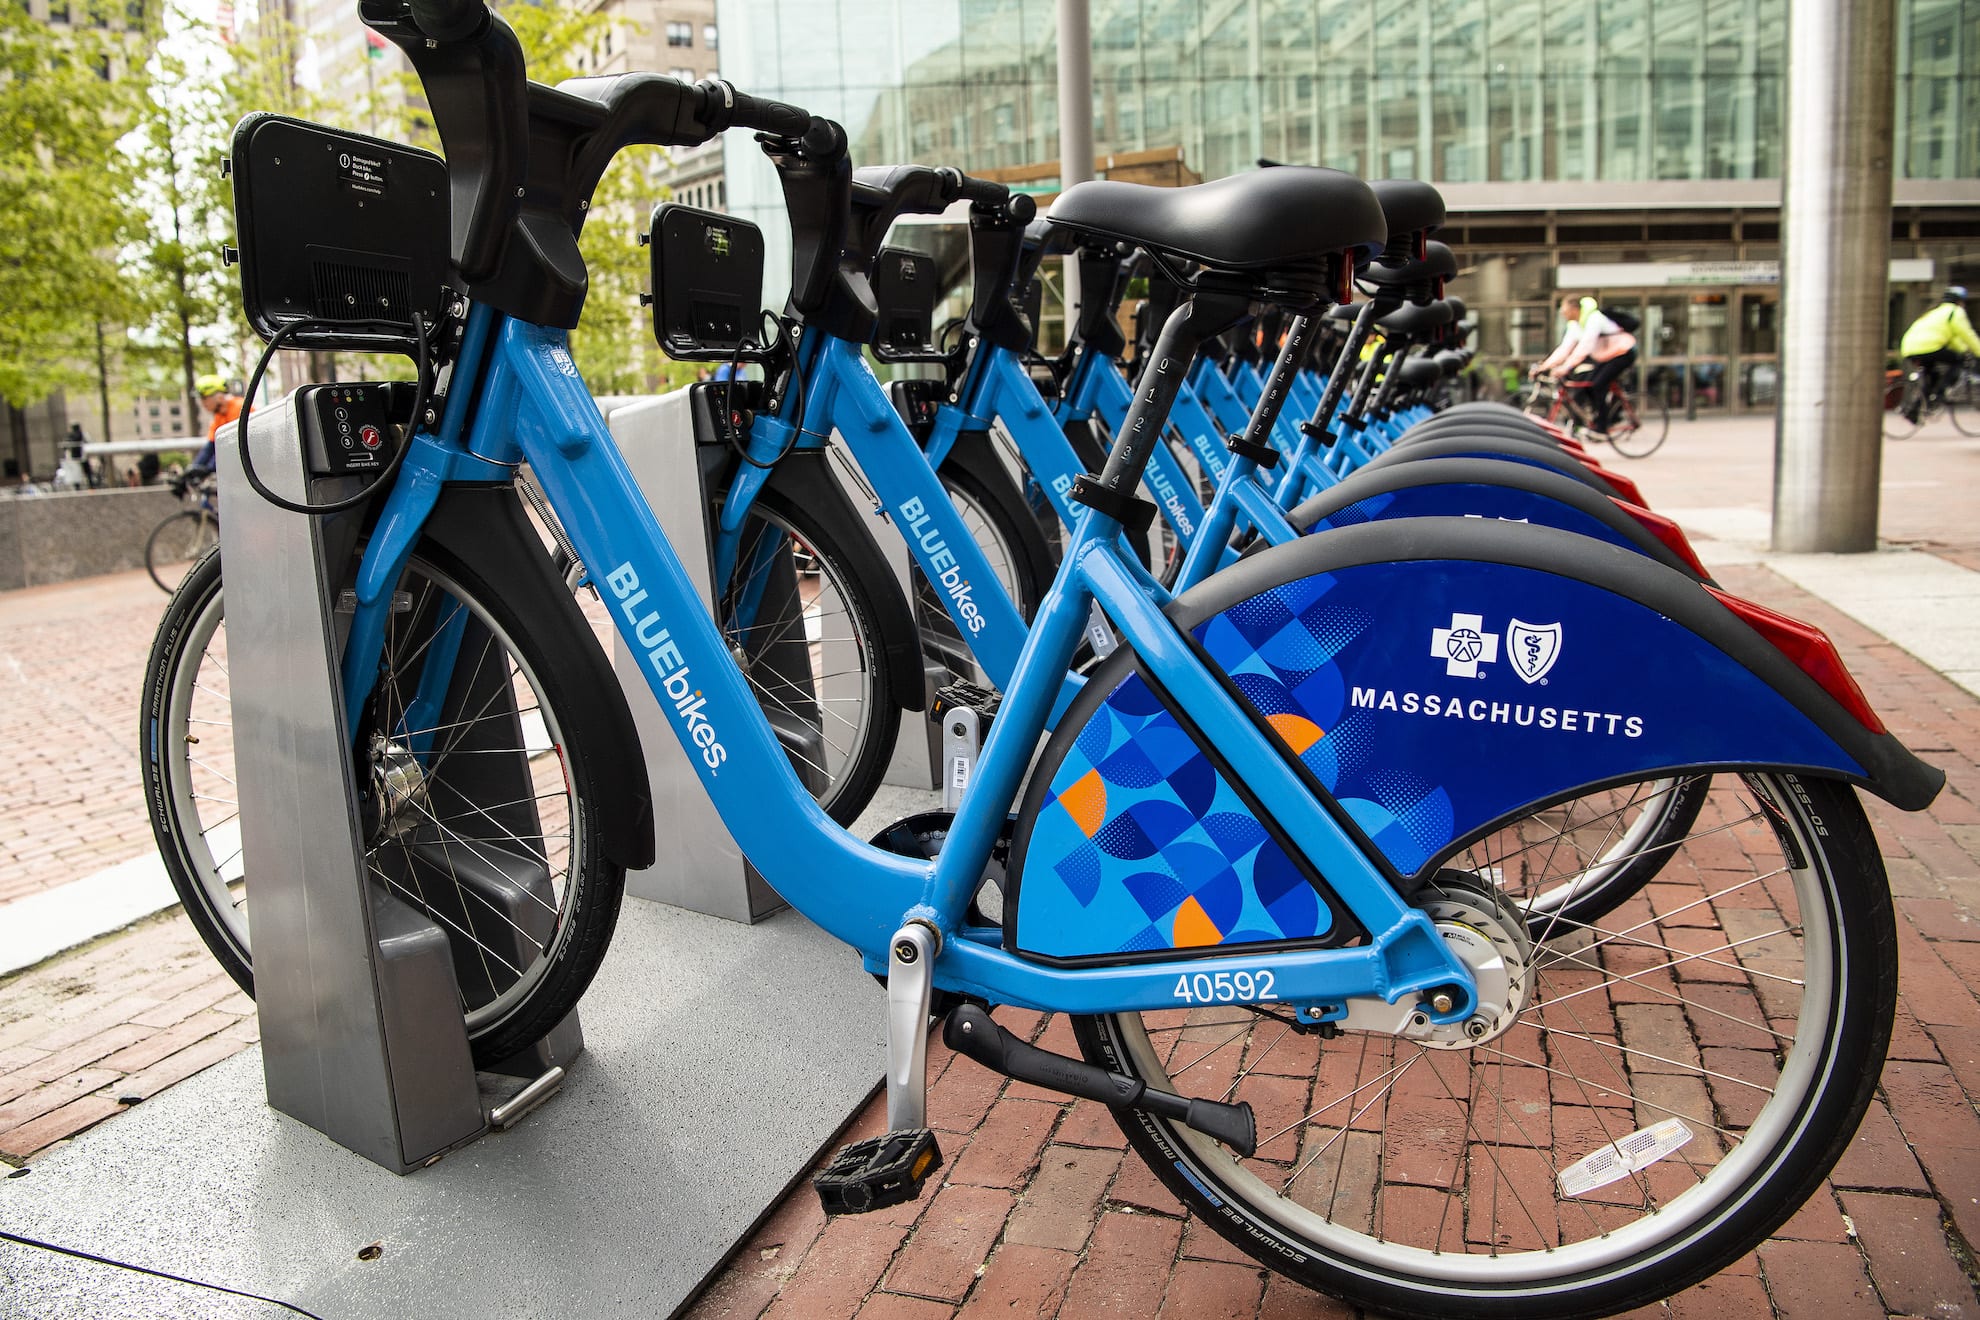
[1604,388,1668,458]
[141,541,625,1067]
[1883,377,1925,439]
[1074,772,1894,1320]
[146,508,218,593]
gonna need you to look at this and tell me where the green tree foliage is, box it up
[0,2,145,408]
[130,19,237,421]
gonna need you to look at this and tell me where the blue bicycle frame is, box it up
[338,302,1479,1024]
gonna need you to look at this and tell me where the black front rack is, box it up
[228,114,453,350]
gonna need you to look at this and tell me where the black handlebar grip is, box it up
[955,173,1009,208]
[405,0,487,44]
[726,87,813,139]
[699,80,845,159]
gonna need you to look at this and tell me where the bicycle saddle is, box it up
[1397,356,1444,388]
[1367,179,1445,242]
[1434,350,1465,377]
[1048,166,1386,275]
[1378,299,1455,334]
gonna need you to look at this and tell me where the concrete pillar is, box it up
[1057,0,1094,321]
[1773,0,1896,553]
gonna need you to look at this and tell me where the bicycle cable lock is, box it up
[231,312,437,517]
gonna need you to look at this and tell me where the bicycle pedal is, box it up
[931,680,1002,724]
[812,1128,944,1215]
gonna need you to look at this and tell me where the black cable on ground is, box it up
[0,1227,327,1318]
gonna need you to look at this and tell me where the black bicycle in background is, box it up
[1884,352,1978,439]
[146,470,219,592]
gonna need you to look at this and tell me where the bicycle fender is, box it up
[764,448,926,713]
[1005,519,1939,960]
[419,484,657,871]
[1361,432,1634,501]
[1401,415,1562,446]
[1176,518,1940,868]
[1289,457,1709,582]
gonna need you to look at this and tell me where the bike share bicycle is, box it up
[140,3,1948,1313]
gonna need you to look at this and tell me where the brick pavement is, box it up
[0,568,171,903]
[0,909,256,1166]
[2,417,1979,1316]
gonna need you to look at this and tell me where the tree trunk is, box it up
[95,318,113,443]
[8,402,29,481]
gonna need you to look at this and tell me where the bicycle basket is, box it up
[649,203,770,362]
[228,114,452,348]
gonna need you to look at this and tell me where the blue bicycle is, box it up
[141,4,1950,1314]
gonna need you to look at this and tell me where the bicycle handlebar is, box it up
[697,79,843,158]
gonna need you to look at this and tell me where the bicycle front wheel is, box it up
[141,541,626,1067]
[911,467,1047,692]
[1074,772,1894,1320]
[716,489,901,825]
[1605,389,1668,458]
[146,508,218,593]
[1950,392,1979,437]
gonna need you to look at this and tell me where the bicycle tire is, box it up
[140,541,626,1067]
[1950,394,1979,437]
[1883,378,1925,439]
[714,487,901,826]
[1604,388,1668,459]
[1072,772,1894,1320]
[145,508,218,593]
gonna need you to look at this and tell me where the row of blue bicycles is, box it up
[138,3,1944,1315]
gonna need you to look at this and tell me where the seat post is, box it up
[1309,301,1381,436]
[1094,288,1250,497]
[1236,310,1316,455]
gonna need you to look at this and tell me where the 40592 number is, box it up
[1172,970,1277,1004]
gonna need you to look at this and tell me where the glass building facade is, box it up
[717,0,1980,411]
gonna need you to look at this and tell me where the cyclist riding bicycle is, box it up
[1898,285,1979,423]
[1529,293,1637,434]
[180,374,241,489]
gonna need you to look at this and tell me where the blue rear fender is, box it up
[1006,518,1940,962]
[1175,519,1942,883]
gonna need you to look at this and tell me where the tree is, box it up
[0,2,144,467]
[130,19,236,426]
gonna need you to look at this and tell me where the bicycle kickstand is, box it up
[810,921,945,1215]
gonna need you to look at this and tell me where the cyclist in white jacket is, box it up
[1531,294,1638,434]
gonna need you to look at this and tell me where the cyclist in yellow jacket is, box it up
[1898,286,1979,423]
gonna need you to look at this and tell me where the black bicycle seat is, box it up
[1368,179,1445,241]
[1398,357,1444,387]
[1048,167,1386,275]
[1379,300,1455,335]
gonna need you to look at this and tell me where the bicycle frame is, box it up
[339,303,1479,1022]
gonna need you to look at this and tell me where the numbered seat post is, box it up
[1086,285,1252,512]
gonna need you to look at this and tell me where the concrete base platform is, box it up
[0,895,888,1319]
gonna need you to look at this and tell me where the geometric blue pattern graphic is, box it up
[1015,669,1332,961]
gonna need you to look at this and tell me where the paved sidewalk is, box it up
[1,414,1978,1317]
[0,569,169,904]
